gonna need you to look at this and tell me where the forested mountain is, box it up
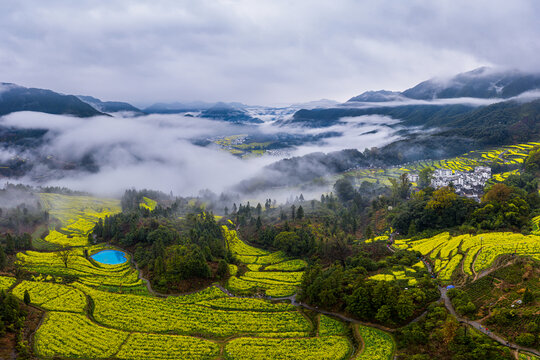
[402,67,540,100]
[348,67,540,102]
[0,83,104,117]
[77,95,143,115]
[200,103,263,124]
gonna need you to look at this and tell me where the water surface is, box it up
[91,250,127,265]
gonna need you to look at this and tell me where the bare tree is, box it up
[56,246,74,268]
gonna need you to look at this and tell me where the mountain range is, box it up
[1,67,539,122]
[348,67,540,102]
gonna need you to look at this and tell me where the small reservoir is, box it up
[91,250,127,265]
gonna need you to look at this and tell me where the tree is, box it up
[256,216,262,231]
[418,167,434,188]
[0,246,6,271]
[390,174,411,203]
[482,183,513,203]
[291,205,296,220]
[524,147,540,173]
[396,293,414,320]
[216,259,229,279]
[256,203,262,216]
[515,333,535,347]
[23,290,31,305]
[299,193,305,201]
[375,304,392,323]
[364,225,373,240]
[56,247,74,268]
[426,186,458,210]
[297,206,304,220]
[334,179,355,202]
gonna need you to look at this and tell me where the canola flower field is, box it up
[395,232,540,281]
[223,225,307,297]
[7,193,395,359]
[139,196,157,211]
[367,266,422,287]
[38,193,120,248]
[343,141,540,186]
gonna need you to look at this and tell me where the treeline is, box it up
[120,188,174,211]
[0,184,48,233]
[0,290,30,358]
[92,196,232,292]
[298,245,439,327]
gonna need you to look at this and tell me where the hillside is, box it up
[347,68,540,103]
[77,95,143,115]
[0,83,104,117]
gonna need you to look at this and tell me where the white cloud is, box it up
[0,0,538,105]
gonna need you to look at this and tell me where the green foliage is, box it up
[524,147,540,173]
[300,247,438,326]
[418,167,434,188]
[447,289,476,316]
[515,333,536,347]
[93,210,228,292]
[396,304,512,359]
[0,290,26,337]
[22,290,30,305]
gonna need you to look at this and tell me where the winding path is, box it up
[439,286,540,357]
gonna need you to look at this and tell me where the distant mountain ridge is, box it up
[199,102,263,124]
[0,83,104,117]
[77,95,143,115]
[144,101,246,114]
[348,67,540,102]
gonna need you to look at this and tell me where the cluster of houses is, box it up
[408,166,491,200]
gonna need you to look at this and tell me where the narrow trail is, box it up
[476,258,518,281]
[439,286,540,357]
[471,248,482,280]
[389,242,540,357]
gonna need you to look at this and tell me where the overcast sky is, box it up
[0,0,538,106]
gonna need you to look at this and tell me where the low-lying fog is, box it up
[0,110,401,197]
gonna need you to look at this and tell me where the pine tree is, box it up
[23,290,31,305]
[297,206,304,220]
[0,246,6,270]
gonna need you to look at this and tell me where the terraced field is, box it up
[367,266,424,286]
[139,196,157,211]
[223,225,307,297]
[395,232,540,281]
[16,245,148,294]
[342,141,540,186]
[38,193,120,248]
[356,325,395,360]
[9,194,399,360]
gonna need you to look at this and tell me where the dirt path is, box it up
[471,248,482,280]
[390,241,540,357]
[476,258,517,281]
[439,286,540,357]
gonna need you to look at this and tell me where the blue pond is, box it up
[91,250,127,265]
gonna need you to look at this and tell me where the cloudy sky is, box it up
[0,0,538,105]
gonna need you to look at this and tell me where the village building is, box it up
[408,166,492,201]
